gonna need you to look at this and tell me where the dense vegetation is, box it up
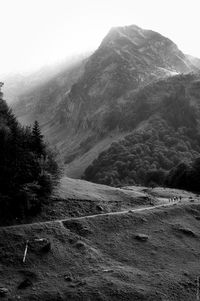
[0,98,60,221]
[166,158,200,192]
[84,116,200,188]
[84,76,200,192]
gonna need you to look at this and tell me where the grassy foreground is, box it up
[0,181,200,300]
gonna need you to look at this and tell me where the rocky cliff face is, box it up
[55,25,197,130]
[13,25,199,177]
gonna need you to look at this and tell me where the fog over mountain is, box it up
[12,24,200,181]
[3,53,90,104]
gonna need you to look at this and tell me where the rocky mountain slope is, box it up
[13,25,199,178]
[13,57,87,126]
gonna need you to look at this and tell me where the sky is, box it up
[1,0,200,75]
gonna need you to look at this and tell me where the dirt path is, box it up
[0,199,180,230]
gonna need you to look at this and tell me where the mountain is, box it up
[83,73,200,187]
[13,58,87,126]
[2,55,88,105]
[13,25,199,178]
[186,54,200,69]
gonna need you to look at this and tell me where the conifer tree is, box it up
[0,101,61,221]
[32,120,45,157]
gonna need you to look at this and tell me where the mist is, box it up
[1,0,200,76]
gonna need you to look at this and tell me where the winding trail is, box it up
[0,199,180,230]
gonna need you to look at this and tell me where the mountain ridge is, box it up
[12,24,200,179]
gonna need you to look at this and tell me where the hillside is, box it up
[186,54,200,69]
[0,187,200,300]
[13,25,199,178]
[13,57,87,126]
[83,73,200,187]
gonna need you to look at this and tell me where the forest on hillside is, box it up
[0,98,60,223]
[84,78,200,192]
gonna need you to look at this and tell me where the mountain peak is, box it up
[100,24,174,50]
[100,24,146,48]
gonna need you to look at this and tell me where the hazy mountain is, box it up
[13,25,199,178]
[13,57,88,125]
[3,54,89,105]
[186,54,200,69]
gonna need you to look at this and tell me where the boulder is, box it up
[134,234,149,241]
[0,287,8,297]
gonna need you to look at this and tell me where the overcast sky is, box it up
[1,0,200,75]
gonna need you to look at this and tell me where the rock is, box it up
[75,240,86,250]
[64,274,73,282]
[183,271,189,276]
[134,234,149,241]
[0,287,8,296]
[18,279,32,289]
[41,240,51,253]
[174,225,196,237]
[63,220,92,236]
[64,272,73,282]
[29,238,51,253]
[96,205,103,211]
[102,269,114,273]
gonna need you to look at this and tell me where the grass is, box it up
[0,178,200,300]
[0,197,200,300]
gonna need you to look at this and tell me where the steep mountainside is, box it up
[3,55,89,105]
[186,54,200,69]
[83,73,200,186]
[13,57,88,126]
[13,25,199,177]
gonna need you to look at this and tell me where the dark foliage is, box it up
[166,157,200,192]
[83,74,200,188]
[0,99,60,220]
[83,114,200,187]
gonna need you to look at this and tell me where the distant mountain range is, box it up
[12,25,200,181]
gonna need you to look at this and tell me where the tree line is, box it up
[0,98,61,222]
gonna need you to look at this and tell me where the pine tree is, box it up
[32,120,45,157]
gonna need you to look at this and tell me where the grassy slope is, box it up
[3,177,155,227]
[65,131,132,179]
[1,198,200,300]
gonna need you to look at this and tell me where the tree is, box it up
[32,120,45,157]
[0,102,61,221]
